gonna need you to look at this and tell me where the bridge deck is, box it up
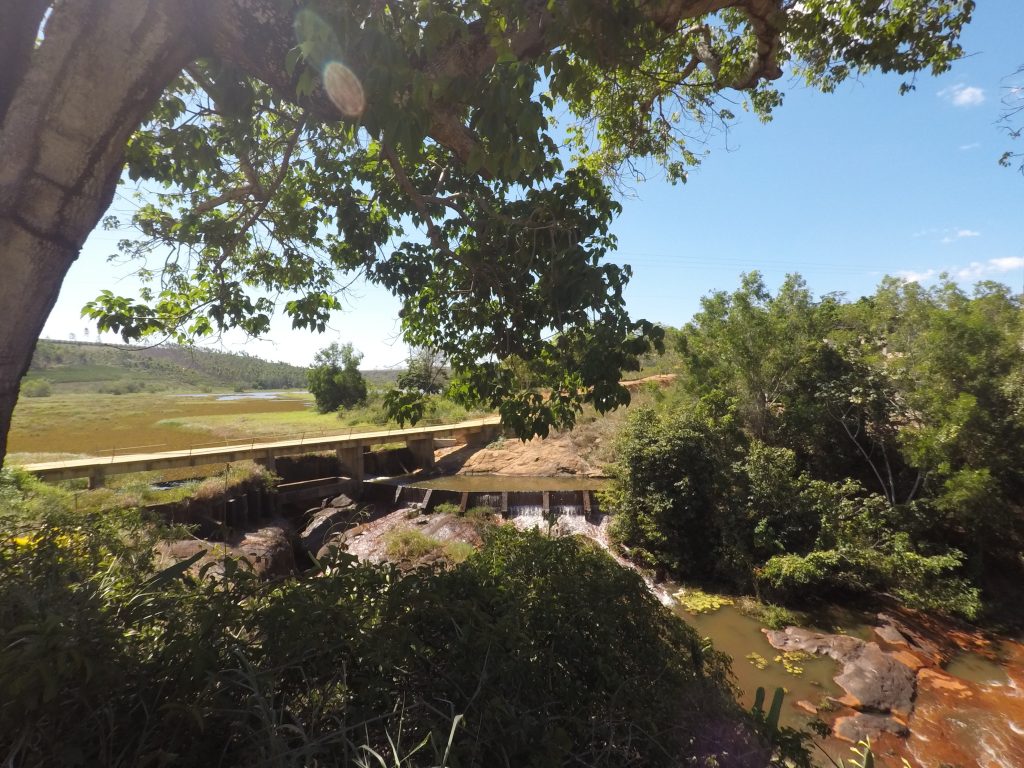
[21,416,501,483]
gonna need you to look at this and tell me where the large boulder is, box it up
[157,522,295,580]
[764,627,917,716]
[443,431,596,476]
[833,713,909,744]
[301,500,359,556]
[319,506,487,564]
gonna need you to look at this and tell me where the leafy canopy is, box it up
[81,0,975,437]
[607,273,1023,620]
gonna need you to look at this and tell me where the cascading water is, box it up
[474,493,502,509]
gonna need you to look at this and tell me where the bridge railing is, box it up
[21,415,500,472]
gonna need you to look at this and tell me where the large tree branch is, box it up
[0,0,51,125]
[205,0,786,169]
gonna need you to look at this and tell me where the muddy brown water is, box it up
[945,646,1012,686]
[671,595,1024,767]
[667,600,848,731]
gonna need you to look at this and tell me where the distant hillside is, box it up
[25,340,311,393]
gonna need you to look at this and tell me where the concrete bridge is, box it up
[22,416,502,487]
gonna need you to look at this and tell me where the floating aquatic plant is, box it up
[674,587,734,614]
[746,652,769,670]
[774,650,811,676]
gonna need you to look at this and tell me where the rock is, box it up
[835,643,916,716]
[890,650,928,672]
[875,611,945,665]
[795,700,818,715]
[301,506,357,556]
[156,538,212,569]
[833,713,908,743]
[764,627,916,716]
[917,667,974,699]
[157,522,295,580]
[235,525,295,577]
[764,627,863,659]
[875,622,910,647]
[327,494,357,509]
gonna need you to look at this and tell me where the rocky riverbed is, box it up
[763,610,1024,767]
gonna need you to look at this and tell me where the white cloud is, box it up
[898,257,1024,284]
[939,84,986,107]
[959,142,981,151]
[990,256,1024,271]
[955,261,987,279]
[914,227,981,243]
[940,228,982,244]
[897,269,937,283]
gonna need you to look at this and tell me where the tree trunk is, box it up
[0,0,200,467]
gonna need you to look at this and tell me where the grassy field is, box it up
[7,391,313,460]
[7,389,491,464]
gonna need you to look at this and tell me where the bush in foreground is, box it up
[0,481,770,767]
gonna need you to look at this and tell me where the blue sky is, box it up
[43,0,1024,369]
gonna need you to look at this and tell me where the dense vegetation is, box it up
[607,273,1024,622]
[0,468,772,768]
[25,340,310,393]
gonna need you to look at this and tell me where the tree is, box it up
[0,0,975,465]
[307,342,367,412]
[396,347,447,395]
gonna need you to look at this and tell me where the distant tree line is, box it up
[27,340,308,391]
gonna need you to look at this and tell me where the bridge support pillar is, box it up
[464,424,500,448]
[335,446,365,487]
[406,436,435,470]
[257,453,277,475]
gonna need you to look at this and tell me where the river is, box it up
[666,586,1024,767]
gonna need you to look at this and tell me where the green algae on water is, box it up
[674,587,735,614]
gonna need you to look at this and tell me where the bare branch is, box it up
[381,140,454,257]
[191,184,259,214]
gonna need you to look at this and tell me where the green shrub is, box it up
[0,497,768,768]
[756,544,981,620]
[432,501,460,516]
[99,379,145,395]
[442,540,476,564]
[192,460,276,500]
[19,379,52,398]
[383,528,443,560]
[737,599,800,630]
[459,504,495,521]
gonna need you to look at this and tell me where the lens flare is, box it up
[294,10,365,118]
[323,61,365,117]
